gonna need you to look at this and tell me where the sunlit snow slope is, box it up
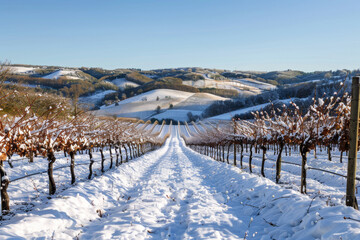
[94,89,227,120]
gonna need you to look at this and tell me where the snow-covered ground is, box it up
[78,90,117,106]
[100,89,194,109]
[234,78,276,91]
[9,66,38,74]
[111,78,139,90]
[183,123,360,206]
[94,89,227,120]
[1,148,121,217]
[183,77,276,96]
[42,69,81,80]
[1,127,360,239]
[238,149,360,205]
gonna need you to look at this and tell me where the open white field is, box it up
[94,89,227,120]
[110,78,139,90]
[9,66,38,74]
[183,77,276,96]
[78,90,117,106]
[42,69,82,80]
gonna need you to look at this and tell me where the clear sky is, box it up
[1,0,359,72]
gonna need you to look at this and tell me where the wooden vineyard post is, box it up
[47,151,57,195]
[233,119,237,166]
[0,161,10,215]
[70,151,76,184]
[346,76,360,209]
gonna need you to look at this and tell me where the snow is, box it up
[78,90,117,105]
[111,78,139,90]
[183,79,264,96]
[235,149,360,206]
[42,69,81,80]
[1,127,360,239]
[182,77,276,97]
[152,109,202,121]
[182,123,360,204]
[94,89,226,120]
[234,78,277,91]
[101,89,194,109]
[9,66,37,74]
[175,92,227,110]
[179,125,192,138]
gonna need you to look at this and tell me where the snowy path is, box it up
[80,130,246,239]
[1,128,360,239]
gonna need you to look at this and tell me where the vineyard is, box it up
[1,73,360,238]
[181,77,360,210]
[0,87,171,216]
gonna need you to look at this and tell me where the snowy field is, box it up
[111,78,139,89]
[9,66,38,74]
[1,126,360,239]
[78,90,117,106]
[2,149,115,214]
[94,89,227,120]
[182,76,276,96]
[239,150,360,206]
[234,78,276,91]
[42,69,81,80]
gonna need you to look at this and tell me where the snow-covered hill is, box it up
[6,64,356,122]
[183,77,276,96]
[42,69,82,80]
[110,78,139,90]
[78,90,117,106]
[10,66,38,74]
[94,89,227,120]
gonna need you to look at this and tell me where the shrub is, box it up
[158,77,183,85]
[125,72,153,85]
[199,88,238,98]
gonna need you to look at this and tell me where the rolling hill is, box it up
[93,89,227,121]
[4,64,358,121]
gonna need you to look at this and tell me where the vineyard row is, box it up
[0,93,171,215]
[180,78,360,209]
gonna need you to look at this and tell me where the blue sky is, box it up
[1,0,359,71]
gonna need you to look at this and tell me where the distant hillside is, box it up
[93,89,228,121]
[4,64,359,120]
[202,76,353,119]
